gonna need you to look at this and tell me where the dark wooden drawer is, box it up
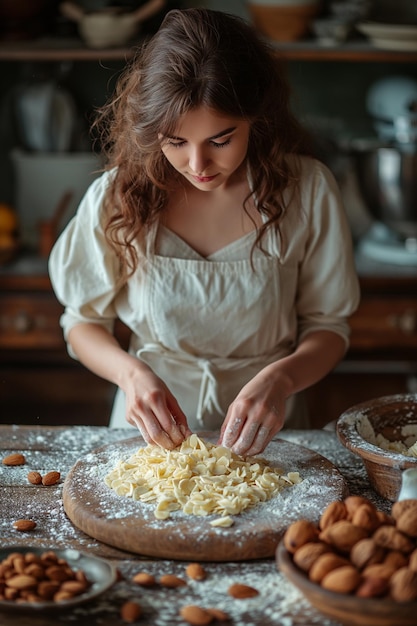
[0,292,64,350]
[349,297,417,352]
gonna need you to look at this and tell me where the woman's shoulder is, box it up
[82,167,116,201]
[287,154,342,205]
[73,167,116,223]
[287,154,337,183]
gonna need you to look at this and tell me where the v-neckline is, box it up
[158,223,258,260]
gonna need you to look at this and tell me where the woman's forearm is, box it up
[265,330,347,400]
[67,323,147,389]
[68,323,191,446]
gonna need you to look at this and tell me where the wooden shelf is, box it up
[0,37,137,62]
[273,40,417,62]
[0,37,416,63]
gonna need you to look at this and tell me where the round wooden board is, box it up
[63,435,348,562]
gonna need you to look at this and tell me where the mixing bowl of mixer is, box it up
[352,140,417,241]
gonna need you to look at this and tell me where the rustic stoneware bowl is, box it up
[276,541,417,626]
[336,393,417,501]
[247,0,321,41]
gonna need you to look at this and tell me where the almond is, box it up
[37,581,60,600]
[293,541,332,572]
[206,607,230,621]
[227,583,259,599]
[362,563,397,580]
[309,553,350,584]
[319,520,369,553]
[356,576,389,598]
[4,587,18,600]
[373,525,415,554]
[350,538,385,570]
[27,471,42,485]
[321,565,362,594]
[2,453,25,466]
[159,574,187,588]
[344,495,371,519]
[396,507,417,538]
[186,563,207,581]
[383,550,409,571]
[42,471,60,486]
[60,580,87,595]
[24,552,41,565]
[12,519,37,532]
[179,604,213,625]
[53,590,74,601]
[11,556,25,574]
[283,519,318,554]
[351,503,381,532]
[391,499,417,521]
[319,500,347,530]
[6,574,37,590]
[45,565,72,582]
[41,551,59,563]
[390,567,417,602]
[120,601,142,623]
[132,571,156,586]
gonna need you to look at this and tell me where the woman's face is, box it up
[159,106,250,191]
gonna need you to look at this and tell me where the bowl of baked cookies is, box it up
[336,393,417,501]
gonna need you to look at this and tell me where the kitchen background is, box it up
[0,0,416,427]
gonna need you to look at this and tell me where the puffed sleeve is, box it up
[48,171,122,357]
[295,159,360,347]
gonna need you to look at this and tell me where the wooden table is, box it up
[0,425,389,626]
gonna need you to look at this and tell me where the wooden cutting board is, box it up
[63,435,347,562]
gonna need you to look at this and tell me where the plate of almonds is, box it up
[0,547,117,612]
[276,495,417,626]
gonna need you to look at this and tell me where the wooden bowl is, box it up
[336,393,417,501]
[248,2,320,42]
[276,541,417,626]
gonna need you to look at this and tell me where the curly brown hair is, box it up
[93,7,313,273]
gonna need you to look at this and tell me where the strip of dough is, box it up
[104,434,301,525]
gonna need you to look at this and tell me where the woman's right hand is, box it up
[67,323,191,449]
[122,359,192,449]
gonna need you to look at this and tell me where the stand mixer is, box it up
[352,75,417,266]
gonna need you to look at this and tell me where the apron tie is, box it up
[196,358,223,424]
[136,343,224,426]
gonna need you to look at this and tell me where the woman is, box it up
[49,8,360,456]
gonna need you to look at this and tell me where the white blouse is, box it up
[49,156,360,429]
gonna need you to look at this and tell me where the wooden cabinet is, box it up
[0,271,129,426]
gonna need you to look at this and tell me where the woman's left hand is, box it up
[218,368,288,456]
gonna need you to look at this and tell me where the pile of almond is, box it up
[282,495,417,602]
[0,550,91,604]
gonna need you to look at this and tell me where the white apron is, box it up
[110,222,308,430]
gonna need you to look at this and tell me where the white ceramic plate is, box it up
[0,547,117,612]
[358,21,417,51]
